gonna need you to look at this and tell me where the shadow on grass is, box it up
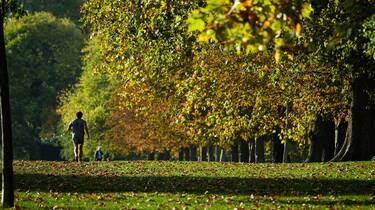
[15,174,375,196]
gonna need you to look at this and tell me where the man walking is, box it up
[68,111,89,162]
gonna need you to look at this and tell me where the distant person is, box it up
[68,111,89,162]
[94,146,103,161]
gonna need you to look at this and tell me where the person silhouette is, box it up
[68,111,89,162]
[94,146,103,161]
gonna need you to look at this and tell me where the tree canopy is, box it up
[75,0,375,161]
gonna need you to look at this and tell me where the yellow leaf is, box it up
[301,3,313,19]
[275,50,281,63]
[275,38,285,47]
[295,23,302,37]
[198,34,211,42]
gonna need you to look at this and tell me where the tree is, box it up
[304,0,375,161]
[80,0,205,157]
[5,12,84,159]
[188,0,375,161]
[1,0,14,207]
[80,0,351,162]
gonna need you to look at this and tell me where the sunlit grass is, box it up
[6,161,375,209]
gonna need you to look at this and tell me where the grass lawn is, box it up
[7,161,375,209]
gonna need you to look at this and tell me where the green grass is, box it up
[8,161,375,209]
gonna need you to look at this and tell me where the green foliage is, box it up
[12,161,375,209]
[2,0,26,19]
[19,0,83,24]
[5,12,84,159]
[174,47,345,146]
[306,0,374,68]
[300,0,375,124]
[363,14,375,60]
[79,0,367,157]
[80,0,205,153]
[77,0,375,162]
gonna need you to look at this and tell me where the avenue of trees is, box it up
[1,0,374,163]
[56,0,373,162]
[0,0,374,208]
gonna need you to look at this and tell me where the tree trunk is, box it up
[190,145,197,161]
[305,116,335,162]
[334,120,339,156]
[0,3,14,206]
[282,105,289,163]
[157,151,170,160]
[165,150,171,160]
[199,146,207,161]
[231,140,239,162]
[207,144,214,162]
[178,148,184,161]
[157,152,164,160]
[322,121,335,162]
[334,121,347,156]
[255,137,265,163]
[249,139,255,163]
[148,153,155,160]
[215,146,220,162]
[219,149,226,162]
[349,77,365,160]
[184,147,190,161]
[282,139,289,163]
[271,132,283,163]
[305,134,322,162]
[239,139,249,163]
[331,77,375,161]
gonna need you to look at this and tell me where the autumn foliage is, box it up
[56,0,375,161]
